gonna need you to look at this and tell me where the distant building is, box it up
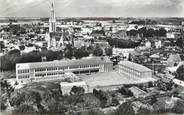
[16,57,113,84]
[74,40,90,48]
[155,40,162,48]
[34,41,47,47]
[166,32,181,39]
[145,41,151,49]
[113,48,134,60]
[119,61,152,78]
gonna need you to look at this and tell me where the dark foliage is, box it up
[70,86,85,95]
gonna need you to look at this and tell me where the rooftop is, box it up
[119,61,152,72]
[80,71,156,91]
[16,57,112,69]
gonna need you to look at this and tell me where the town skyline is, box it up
[0,0,184,17]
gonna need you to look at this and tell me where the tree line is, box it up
[0,45,112,71]
[127,27,167,37]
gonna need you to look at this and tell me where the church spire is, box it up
[50,3,55,20]
[49,2,56,32]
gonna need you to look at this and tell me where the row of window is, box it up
[120,65,141,76]
[58,67,68,70]
[18,69,29,74]
[34,64,100,72]
[35,72,64,77]
[35,73,46,77]
[35,68,46,72]
[18,75,29,79]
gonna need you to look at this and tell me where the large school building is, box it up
[16,57,113,84]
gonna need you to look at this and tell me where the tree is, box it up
[0,79,14,98]
[150,95,157,105]
[19,45,25,50]
[93,89,111,108]
[138,27,147,37]
[176,65,184,81]
[118,87,133,97]
[74,47,90,59]
[8,49,21,56]
[13,104,37,114]
[20,50,42,63]
[127,29,138,36]
[70,86,85,95]
[176,37,184,48]
[93,46,103,56]
[146,28,155,37]
[0,41,5,51]
[0,103,6,110]
[105,48,112,56]
[112,102,135,115]
[158,28,167,37]
[46,50,62,61]
[64,45,73,59]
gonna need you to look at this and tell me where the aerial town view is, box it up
[0,0,184,115]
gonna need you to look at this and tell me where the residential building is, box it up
[155,40,162,48]
[119,61,152,78]
[129,86,147,98]
[16,57,113,84]
[113,48,134,60]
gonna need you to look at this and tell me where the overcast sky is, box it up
[0,0,184,17]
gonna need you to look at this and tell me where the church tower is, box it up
[46,2,65,49]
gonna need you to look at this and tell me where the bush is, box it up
[118,87,133,97]
[0,103,7,110]
[13,104,37,114]
[70,86,85,95]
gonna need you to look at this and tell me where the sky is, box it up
[0,0,184,17]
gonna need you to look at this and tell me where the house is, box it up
[129,86,147,98]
